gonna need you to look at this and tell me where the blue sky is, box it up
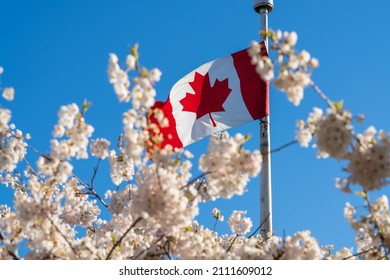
[1,0,390,253]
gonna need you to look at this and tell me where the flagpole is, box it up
[253,0,273,239]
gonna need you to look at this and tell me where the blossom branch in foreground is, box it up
[1,35,390,260]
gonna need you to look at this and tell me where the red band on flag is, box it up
[231,44,269,119]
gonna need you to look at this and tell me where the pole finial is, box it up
[253,0,273,13]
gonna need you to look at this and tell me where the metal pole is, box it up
[253,0,273,239]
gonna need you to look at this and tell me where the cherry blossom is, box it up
[2,87,14,101]
[228,210,253,235]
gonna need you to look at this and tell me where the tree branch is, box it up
[226,234,239,253]
[248,212,271,238]
[270,140,298,153]
[106,217,143,260]
[310,80,335,109]
[90,158,101,189]
[180,172,211,190]
[72,175,108,208]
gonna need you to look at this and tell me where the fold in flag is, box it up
[148,42,269,150]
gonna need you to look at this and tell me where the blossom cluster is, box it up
[107,48,161,110]
[248,30,319,106]
[344,194,390,259]
[0,69,28,173]
[36,103,94,184]
[345,127,390,191]
[132,162,198,236]
[0,125,28,173]
[198,132,262,199]
[228,210,253,235]
[295,105,390,194]
[296,107,354,159]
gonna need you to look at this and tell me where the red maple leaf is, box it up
[180,72,232,127]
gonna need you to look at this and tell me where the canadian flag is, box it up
[148,42,269,150]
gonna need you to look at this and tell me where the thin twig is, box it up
[156,164,163,190]
[27,145,51,161]
[90,158,101,189]
[72,175,108,208]
[180,172,211,190]
[342,248,377,260]
[310,80,335,109]
[226,234,239,253]
[106,217,143,260]
[163,240,172,260]
[22,158,38,177]
[248,212,271,238]
[270,140,298,153]
[28,140,107,207]
[213,218,219,232]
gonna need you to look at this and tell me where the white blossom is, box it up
[107,185,133,215]
[296,127,312,148]
[333,247,355,260]
[50,104,94,161]
[108,150,134,185]
[273,70,311,106]
[62,179,101,227]
[297,50,311,64]
[2,87,14,101]
[309,58,320,68]
[126,54,136,70]
[133,164,198,236]
[282,31,298,52]
[228,210,252,235]
[248,41,274,82]
[108,53,130,102]
[0,125,28,172]
[58,103,79,129]
[346,127,390,191]
[173,223,226,259]
[148,68,162,82]
[0,108,11,135]
[281,231,323,260]
[90,138,110,159]
[314,109,353,159]
[212,208,224,222]
[199,133,261,199]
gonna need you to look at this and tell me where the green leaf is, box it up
[130,43,139,60]
[355,191,367,198]
[82,99,92,114]
[141,67,148,78]
[333,100,344,110]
